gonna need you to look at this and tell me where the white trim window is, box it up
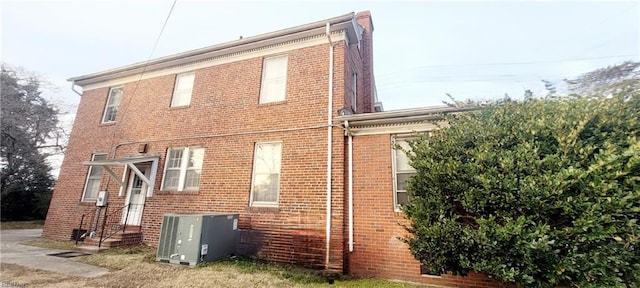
[171,72,195,107]
[392,138,416,210]
[259,55,288,103]
[161,147,204,191]
[82,153,107,201]
[250,142,282,206]
[351,68,357,112]
[102,87,122,123]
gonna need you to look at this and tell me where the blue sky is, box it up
[2,1,638,111]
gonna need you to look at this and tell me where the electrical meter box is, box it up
[96,191,108,207]
[156,213,239,266]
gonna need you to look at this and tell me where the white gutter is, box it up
[345,120,354,252]
[70,81,83,96]
[325,22,335,271]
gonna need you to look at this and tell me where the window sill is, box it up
[99,122,116,127]
[78,201,96,206]
[169,105,190,110]
[245,206,280,213]
[258,100,287,106]
[157,190,199,195]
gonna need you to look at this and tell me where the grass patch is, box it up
[0,220,44,230]
[329,278,419,287]
[203,256,326,284]
[98,245,155,255]
[76,245,157,271]
[22,238,75,250]
[199,256,417,287]
[1,250,418,288]
[5,240,418,287]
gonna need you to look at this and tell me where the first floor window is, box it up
[393,137,416,210]
[250,142,282,206]
[82,153,107,201]
[161,147,204,191]
[102,87,122,123]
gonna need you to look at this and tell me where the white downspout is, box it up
[346,120,354,252]
[325,22,335,271]
[70,81,83,96]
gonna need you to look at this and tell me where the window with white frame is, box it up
[350,68,357,112]
[171,72,195,107]
[250,142,282,206]
[161,147,204,191]
[393,138,416,210]
[82,153,107,201]
[259,55,288,103]
[102,87,122,123]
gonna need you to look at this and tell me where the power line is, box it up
[376,54,638,78]
[106,0,178,166]
[124,0,178,112]
[575,2,639,58]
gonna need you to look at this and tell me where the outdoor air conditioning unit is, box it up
[156,213,239,266]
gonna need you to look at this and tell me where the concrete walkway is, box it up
[0,229,109,278]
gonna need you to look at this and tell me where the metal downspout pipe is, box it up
[71,81,82,96]
[325,22,335,271]
[346,120,354,252]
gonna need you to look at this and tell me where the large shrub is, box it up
[402,92,639,287]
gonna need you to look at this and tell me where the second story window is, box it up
[161,147,204,191]
[393,137,416,211]
[102,87,122,123]
[171,72,195,107]
[259,55,288,104]
[351,69,357,112]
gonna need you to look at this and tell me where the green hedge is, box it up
[402,92,639,287]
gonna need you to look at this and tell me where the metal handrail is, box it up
[98,203,144,248]
[74,207,98,246]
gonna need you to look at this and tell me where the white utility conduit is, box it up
[325,22,335,270]
[346,120,354,252]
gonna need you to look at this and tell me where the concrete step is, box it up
[78,230,143,249]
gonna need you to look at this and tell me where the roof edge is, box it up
[337,105,480,126]
[69,12,357,85]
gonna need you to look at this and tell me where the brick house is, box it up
[44,11,497,287]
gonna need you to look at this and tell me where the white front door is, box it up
[122,165,149,226]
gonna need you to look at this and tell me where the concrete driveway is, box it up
[0,229,109,278]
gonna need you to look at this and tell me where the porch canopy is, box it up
[83,155,160,197]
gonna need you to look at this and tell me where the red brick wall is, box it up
[355,11,375,113]
[348,134,500,287]
[44,41,349,271]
